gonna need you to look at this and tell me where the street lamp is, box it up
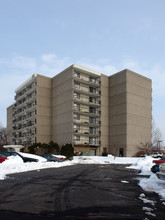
[157,140,162,151]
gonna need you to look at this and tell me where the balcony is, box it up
[73,86,100,97]
[73,140,100,146]
[74,75,100,88]
[73,97,100,107]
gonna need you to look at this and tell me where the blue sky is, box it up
[0,0,165,144]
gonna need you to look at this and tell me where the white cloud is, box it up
[11,55,37,70]
[41,54,57,63]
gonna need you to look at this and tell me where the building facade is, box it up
[7,64,152,156]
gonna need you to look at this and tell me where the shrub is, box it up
[28,141,60,155]
[61,143,74,160]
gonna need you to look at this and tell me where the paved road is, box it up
[0,164,164,219]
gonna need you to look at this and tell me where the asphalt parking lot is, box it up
[0,164,164,219]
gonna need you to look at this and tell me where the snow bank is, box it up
[129,156,165,200]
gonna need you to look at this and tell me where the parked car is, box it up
[149,152,163,158]
[39,154,62,162]
[156,163,165,180]
[153,157,165,164]
[0,152,39,162]
[151,157,165,173]
[0,153,7,163]
[151,164,160,173]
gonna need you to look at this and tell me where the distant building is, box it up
[7,64,152,156]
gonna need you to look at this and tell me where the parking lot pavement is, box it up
[0,164,165,219]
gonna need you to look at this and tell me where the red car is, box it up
[153,158,165,164]
[0,153,7,163]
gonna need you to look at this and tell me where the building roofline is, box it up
[109,68,151,81]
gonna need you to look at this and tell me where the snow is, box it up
[1,153,165,203]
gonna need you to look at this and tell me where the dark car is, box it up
[0,153,7,163]
[0,152,38,163]
[39,154,61,162]
[151,164,160,173]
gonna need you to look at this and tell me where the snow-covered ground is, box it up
[1,153,165,202]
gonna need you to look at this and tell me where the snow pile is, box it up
[129,156,154,175]
[73,155,139,164]
[19,152,47,162]
[130,156,165,200]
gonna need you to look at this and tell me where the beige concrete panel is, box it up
[52,80,73,96]
[37,115,51,126]
[101,115,109,126]
[109,83,126,96]
[127,93,151,108]
[109,93,126,106]
[101,74,109,87]
[101,126,109,136]
[37,75,51,88]
[110,114,126,125]
[7,105,13,144]
[109,134,126,144]
[37,86,51,98]
[37,135,51,144]
[127,104,152,117]
[101,96,109,107]
[109,103,126,115]
[109,70,126,87]
[127,114,151,127]
[37,96,51,107]
[52,103,72,115]
[127,124,152,136]
[110,124,126,136]
[127,83,151,99]
[52,67,73,87]
[37,106,51,116]
[126,70,152,88]
[37,124,51,135]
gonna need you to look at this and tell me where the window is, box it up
[74,103,80,110]
[89,127,96,135]
[89,97,96,103]
[74,83,80,88]
[89,117,96,124]
[89,137,96,144]
[74,113,80,120]
[74,136,80,141]
[89,107,96,114]
[89,87,96,94]
[74,72,80,78]
[74,124,80,132]
[74,93,80,99]
[89,77,96,83]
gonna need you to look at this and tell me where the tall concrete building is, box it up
[7,64,152,156]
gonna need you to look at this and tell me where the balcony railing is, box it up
[73,140,100,146]
[74,75,100,88]
[73,86,100,97]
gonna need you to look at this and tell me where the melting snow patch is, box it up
[121,180,129,183]
[142,207,154,212]
[145,212,156,217]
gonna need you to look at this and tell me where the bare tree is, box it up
[136,120,163,156]
[137,141,152,155]
[152,120,163,150]
[0,123,7,150]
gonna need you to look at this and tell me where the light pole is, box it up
[157,140,162,151]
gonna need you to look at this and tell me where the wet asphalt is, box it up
[0,164,165,220]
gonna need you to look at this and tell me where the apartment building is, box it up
[7,74,52,146]
[7,64,152,156]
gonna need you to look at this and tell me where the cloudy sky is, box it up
[0,0,165,143]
